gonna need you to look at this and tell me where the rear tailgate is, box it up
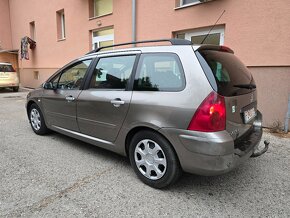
[0,64,16,80]
[0,72,16,80]
[195,46,258,140]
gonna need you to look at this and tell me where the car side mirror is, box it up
[43,82,55,90]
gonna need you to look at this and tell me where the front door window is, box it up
[58,60,92,90]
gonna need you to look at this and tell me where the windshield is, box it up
[0,64,15,72]
[196,50,255,96]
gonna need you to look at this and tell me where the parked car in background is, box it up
[0,63,19,92]
[26,39,268,188]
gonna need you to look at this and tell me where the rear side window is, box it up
[0,64,15,72]
[134,53,185,91]
[196,50,255,96]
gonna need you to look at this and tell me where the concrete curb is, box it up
[19,87,34,91]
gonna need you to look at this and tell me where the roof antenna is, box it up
[200,10,226,44]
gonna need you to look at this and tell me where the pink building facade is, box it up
[0,0,289,128]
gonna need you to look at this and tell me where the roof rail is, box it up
[86,38,192,54]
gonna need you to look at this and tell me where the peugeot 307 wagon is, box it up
[26,39,268,188]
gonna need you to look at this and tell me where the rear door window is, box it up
[196,50,255,96]
[134,53,185,91]
[89,55,136,89]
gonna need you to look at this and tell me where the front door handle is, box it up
[65,95,75,102]
[110,98,125,107]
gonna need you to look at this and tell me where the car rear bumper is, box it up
[0,81,19,88]
[159,114,263,176]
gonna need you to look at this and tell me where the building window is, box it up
[176,0,212,7]
[33,71,39,80]
[176,26,224,45]
[176,33,185,39]
[29,21,35,40]
[56,9,66,40]
[92,27,114,50]
[181,0,199,5]
[89,0,113,18]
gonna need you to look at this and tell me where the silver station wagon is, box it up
[26,39,268,188]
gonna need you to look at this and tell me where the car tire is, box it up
[129,130,181,189]
[12,87,19,92]
[29,103,50,135]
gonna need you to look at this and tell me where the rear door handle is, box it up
[110,98,125,107]
[65,95,75,102]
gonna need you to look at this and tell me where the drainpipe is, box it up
[285,95,290,133]
[8,0,13,49]
[132,0,136,46]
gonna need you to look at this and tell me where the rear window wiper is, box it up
[233,84,256,89]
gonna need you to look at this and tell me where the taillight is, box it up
[188,91,226,132]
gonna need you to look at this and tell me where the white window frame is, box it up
[93,0,98,17]
[184,27,225,45]
[60,12,66,39]
[92,32,114,50]
[176,0,214,10]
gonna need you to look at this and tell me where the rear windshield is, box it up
[196,50,255,96]
[0,64,15,72]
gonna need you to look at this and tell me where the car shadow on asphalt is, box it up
[0,88,26,93]
[168,161,258,196]
[46,131,258,193]
[48,131,130,164]
[0,88,15,93]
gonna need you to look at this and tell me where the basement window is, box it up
[56,9,66,40]
[34,71,39,80]
[175,0,213,8]
[181,0,200,5]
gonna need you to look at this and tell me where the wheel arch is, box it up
[26,100,47,125]
[124,126,181,166]
[26,100,38,117]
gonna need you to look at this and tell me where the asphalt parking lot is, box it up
[0,89,289,217]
